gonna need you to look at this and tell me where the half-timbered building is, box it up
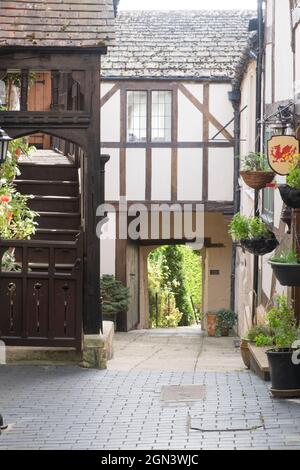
[99,10,254,331]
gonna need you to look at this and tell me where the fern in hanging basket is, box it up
[229,213,279,256]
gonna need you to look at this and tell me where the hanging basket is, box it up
[269,261,300,287]
[241,234,279,256]
[240,171,275,190]
[279,185,300,209]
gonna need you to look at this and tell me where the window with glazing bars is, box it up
[127,91,147,143]
[126,90,172,143]
[151,91,172,142]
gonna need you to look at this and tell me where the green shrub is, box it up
[266,295,300,350]
[100,275,130,316]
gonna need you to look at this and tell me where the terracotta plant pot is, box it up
[240,234,279,256]
[279,185,300,209]
[240,339,251,369]
[240,171,275,191]
[269,261,300,287]
[206,313,217,337]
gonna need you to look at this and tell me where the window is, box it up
[126,90,172,143]
[127,91,147,143]
[151,91,172,142]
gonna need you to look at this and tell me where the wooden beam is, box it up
[100,83,120,108]
[202,83,209,201]
[178,83,234,143]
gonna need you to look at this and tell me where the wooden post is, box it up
[293,209,300,324]
[20,69,29,112]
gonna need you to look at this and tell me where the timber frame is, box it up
[0,47,107,336]
[101,79,235,205]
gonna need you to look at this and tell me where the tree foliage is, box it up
[148,245,202,327]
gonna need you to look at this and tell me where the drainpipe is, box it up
[229,90,242,312]
[253,0,264,323]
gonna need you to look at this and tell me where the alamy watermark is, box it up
[292,341,300,365]
[96,197,205,250]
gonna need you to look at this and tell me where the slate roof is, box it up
[0,0,118,48]
[102,10,255,80]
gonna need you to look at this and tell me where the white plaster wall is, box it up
[209,83,234,138]
[100,212,116,276]
[265,44,273,105]
[208,148,234,201]
[101,82,120,142]
[178,89,203,142]
[240,61,256,157]
[126,148,146,200]
[102,148,120,201]
[274,0,294,102]
[266,0,273,27]
[151,148,172,201]
[177,149,203,200]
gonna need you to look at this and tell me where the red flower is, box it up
[0,195,10,204]
[15,148,22,158]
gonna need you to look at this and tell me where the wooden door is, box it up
[126,242,140,331]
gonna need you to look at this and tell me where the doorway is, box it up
[147,245,202,329]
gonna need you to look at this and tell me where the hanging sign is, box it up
[267,135,300,176]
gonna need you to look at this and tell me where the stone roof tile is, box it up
[102,10,255,79]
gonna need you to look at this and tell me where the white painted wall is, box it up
[126,148,146,200]
[102,148,120,201]
[151,148,172,201]
[177,149,203,201]
[101,90,120,142]
[208,148,234,201]
[265,44,273,105]
[178,88,203,142]
[209,83,234,138]
[274,0,294,102]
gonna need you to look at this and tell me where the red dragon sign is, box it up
[267,135,300,175]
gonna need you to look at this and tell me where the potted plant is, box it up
[100,275,130,329]
[241,325,274,369]
[240,152,275,190]
[216,309,236,337]
[269,249,300,287]
[265,296,300,398]
[206,309,236,337]
[279,162,300,208]
[229,213,278,256]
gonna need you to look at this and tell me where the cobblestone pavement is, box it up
[0,329,300,450]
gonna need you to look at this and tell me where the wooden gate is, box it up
[0,236,83,350]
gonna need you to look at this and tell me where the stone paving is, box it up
[0,327,300,450]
